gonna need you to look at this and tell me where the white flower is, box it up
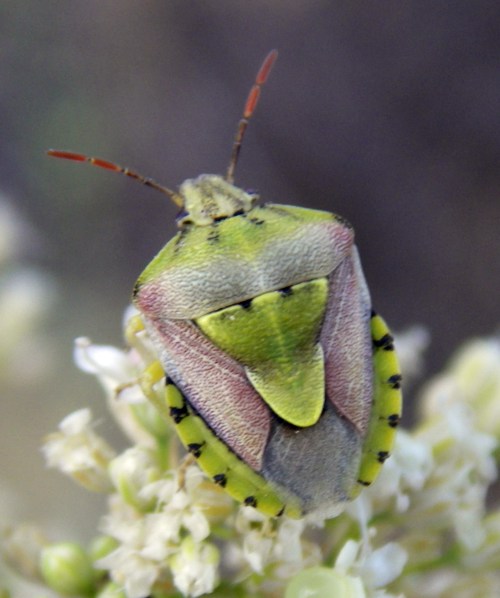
[1,523,47,580]
[269,517,323,592]
[274,518,311,564]
[74,337,162,445]
[234,508,274,574]
[286,535,406,598]
[42,408,115,492]
[422,337,500,438]
[361,429,433,514]
[140,475,213,558]
[230,506,322,594]
[335,537,407,595]
[413,400,497,551]
[462,509,500,571]
[109,447,161,511]
[97,465,226,597]
[358,543,407,590]
[97,497,161,598]
[97,543,159,598]
[169,536,220,598]
[74,337,139,397]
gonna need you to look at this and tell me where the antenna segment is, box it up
[46,150,183,207]
[226,49,278,184]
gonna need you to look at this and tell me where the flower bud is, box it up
[40,542,95,595]
[285,567,366,598]
[169,537,219,597]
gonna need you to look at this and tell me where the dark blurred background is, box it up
[1,2,499,538]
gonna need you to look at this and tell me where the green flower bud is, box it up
[40,542,95,596]
[285,567,366,598]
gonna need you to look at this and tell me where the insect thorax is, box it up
[177,174,259,227]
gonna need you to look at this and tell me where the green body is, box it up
[134,174,402,518]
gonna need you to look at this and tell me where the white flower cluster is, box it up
[2,319,500,598]
[97,465,224,598]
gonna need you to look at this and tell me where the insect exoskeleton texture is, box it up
[48,50,402,519]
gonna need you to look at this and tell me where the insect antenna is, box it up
[226,49,278,184]
[46,149,184,208]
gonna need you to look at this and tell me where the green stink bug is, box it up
[48,50,402,519]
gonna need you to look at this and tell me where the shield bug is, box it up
[48,50,402,519]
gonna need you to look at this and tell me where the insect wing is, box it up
[141,315,270,471]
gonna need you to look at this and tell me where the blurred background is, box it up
[1,2,499,544]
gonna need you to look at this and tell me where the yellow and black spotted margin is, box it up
[350,311,402,497]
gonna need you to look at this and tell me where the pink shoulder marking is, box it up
[144,316,271,470]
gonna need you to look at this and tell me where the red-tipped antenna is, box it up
[46,149,184,207]
[226,49,278,184]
